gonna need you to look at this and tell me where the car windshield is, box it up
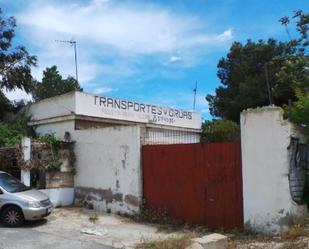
[0,173,31,193]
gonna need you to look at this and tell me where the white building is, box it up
[28,91,202,213]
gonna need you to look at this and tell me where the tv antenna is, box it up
[55,39,79,83]
[193,81,198,111]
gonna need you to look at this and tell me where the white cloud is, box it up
[12,0,233,100]
[169,56,182,63]
[93,87,115,94]
[19,1,232,55]
[92,0,111,6]
[4,89,32,102]
[216,29,232,42]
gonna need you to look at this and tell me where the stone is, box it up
[80,227,108,236]
[185,242,204,249]
[191,233,228,249]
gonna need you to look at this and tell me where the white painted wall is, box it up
[34,120,75,140]
[241,107,306,234]
[34,121,142,213]
[74,126,142,213]
[28,92,75,121]
[40,188,74,207]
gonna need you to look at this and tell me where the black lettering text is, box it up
[134,103,140,111]
[146,104,151,113]
[100,97,106,107]
[94,96,99,105]
[151,106,156,115]
[121,100,127,110]
[114,99,121,109]
[128,101,134,109]
[107,98,114,107]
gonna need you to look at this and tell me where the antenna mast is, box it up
[55,39,79,84]
[193,81,197,111]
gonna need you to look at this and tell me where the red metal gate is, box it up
[142,142,243,229]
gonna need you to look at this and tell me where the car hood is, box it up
[13,189,49,202]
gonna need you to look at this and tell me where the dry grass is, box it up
[280,239,309,249]
[281,224,309,240]
[135,235,192,249]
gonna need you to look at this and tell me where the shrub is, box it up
[289,89,309,141]
[0,117,35,147]
[201,120,240,143]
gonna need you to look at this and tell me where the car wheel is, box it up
[1,206,25,227]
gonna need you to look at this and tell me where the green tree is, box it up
[274,55,309,100]
[0,117,35,146]
[32,65,82,101]
[0,91,12,119]
[206,39,298,121]
[280,10,309,54]
[289,89,309,139]
[0,8,37,120]
[207,10,308,122]
[201,120,240,143]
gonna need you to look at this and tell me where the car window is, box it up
[0,173,31,193]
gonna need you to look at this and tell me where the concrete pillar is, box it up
[21,137,31,186]
[241,107,306,234]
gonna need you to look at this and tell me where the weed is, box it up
[133,207,177,225]
[89,212,99,223]
[135,235,192,249]
[293,212,309,227]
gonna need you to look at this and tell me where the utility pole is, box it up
[264,64,273,105]
[193,81,197,111]
[55,39,79,84]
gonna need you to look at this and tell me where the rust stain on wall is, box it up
[75,187,123,206]
[124,194,139,207]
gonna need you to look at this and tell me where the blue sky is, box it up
[1,0,308,120]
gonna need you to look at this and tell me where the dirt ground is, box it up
[31,207,183,248]
[2,207,309,249]
[30,208,309,249]
[228,236,309,249]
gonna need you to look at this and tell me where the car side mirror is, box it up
[0,189,3,194]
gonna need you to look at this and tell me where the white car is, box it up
[0,171,53,227]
